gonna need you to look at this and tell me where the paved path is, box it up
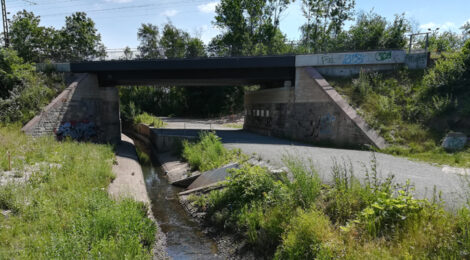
[157,119,469,209]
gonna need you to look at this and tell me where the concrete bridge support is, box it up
[22,73,121,144]
[244,67,386,149]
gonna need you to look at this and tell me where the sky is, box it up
[4,0,470,49]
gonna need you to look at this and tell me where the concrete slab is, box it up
[108,134,150,204]
[187,163,239,190]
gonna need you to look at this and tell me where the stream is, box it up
[142,162,222,259]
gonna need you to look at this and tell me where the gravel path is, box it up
[158,118,469,210]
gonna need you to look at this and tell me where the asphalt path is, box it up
[155,119,469,209]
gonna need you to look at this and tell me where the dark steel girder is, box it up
[69,56,296,87]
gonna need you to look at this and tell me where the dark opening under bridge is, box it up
[26,50,427,148]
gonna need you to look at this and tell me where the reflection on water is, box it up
[142,164,221,259]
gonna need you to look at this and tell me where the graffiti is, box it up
[343,53,365,64]
[375,51,392,61]
[311,113,336,138]
[321,55,335,65]
[55,120,97,141]
[319,113,336,135]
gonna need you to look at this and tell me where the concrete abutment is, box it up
[22,73,122,144]
[244,67,386,149]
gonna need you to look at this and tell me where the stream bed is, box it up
[142,163,222,259]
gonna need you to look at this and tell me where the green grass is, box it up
[134,112,166,128]
[222,123,243,129]
[188,154,470,259]
[182,131,247,172]
[0,125,156,259]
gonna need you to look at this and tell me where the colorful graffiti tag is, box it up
[55,120,97,141]
[342,53,365,64]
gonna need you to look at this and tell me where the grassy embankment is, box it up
[183,132,470,259]
[327,42,470,168]
[0,125,156,258]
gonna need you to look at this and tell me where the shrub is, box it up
[274,209,341,260]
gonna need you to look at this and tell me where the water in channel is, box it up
[141,162,222,259]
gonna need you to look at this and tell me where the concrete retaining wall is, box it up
[22,73,121,144]
[244,67,386,149]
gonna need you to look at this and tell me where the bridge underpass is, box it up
[25,50,427,148]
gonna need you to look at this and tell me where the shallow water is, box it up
[142,163,222,259]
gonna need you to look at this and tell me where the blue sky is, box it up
[5,0,470,49]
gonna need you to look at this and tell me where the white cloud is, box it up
[197,24,221,44]
[419,21,456,31]
[162,9,179,17]
[105,0,133,3]
[198,1,219,13]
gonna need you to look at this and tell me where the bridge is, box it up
[25,50,427,148]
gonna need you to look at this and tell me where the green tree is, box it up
[9,10,46,62]
[348,11,387,50]
[186,38,207,58]
[137,23,161,59]
[300,0,355,52]
[213,0,294,56]
[121,46,133,60]
[381,14,410,49]
[57,12,106,61]
[160,23,189,58]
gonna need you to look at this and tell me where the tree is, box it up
[348,11,387,51]
[186,38,207,58]
[57,12,106,61]
[381,14,410,49]
[9,10,45,62]
[300,0,355,53]
[160,23,189,58]
[213,0,294,56]
[121,46,133,60]
[462,22,470,41]
[137,23,161,59]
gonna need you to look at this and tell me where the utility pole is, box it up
[1,0,8,47]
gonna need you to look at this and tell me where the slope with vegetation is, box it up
[328,40,470,167]
[184,132,470,259]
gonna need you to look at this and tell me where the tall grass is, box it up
[134,112,166,128]
[189,153,470,258]
[182,131,245,172]
[0,126,156,258]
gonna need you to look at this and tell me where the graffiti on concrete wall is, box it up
[55,120,97,141]
[311,113,336,138]
[343,53,365,65]
[375,51,392,61]
[321,55,335,65]
[296,50,407,67]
